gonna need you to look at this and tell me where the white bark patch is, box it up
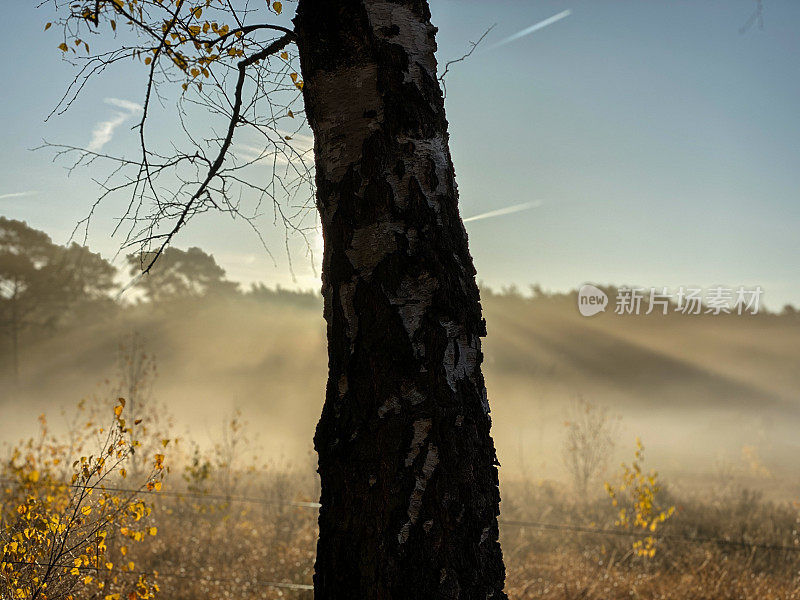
[389,272,437,343]
[404,418,432,467]
[365,1,438,83]
[377,395,400,418]
[346,221,403,275]
[480,525,491,545]
[441,320,480,392]
[309,63,383,181]
[395,133,450,216]
[397,444,439,545]
[339,279,358,342]
[403,133,449,193]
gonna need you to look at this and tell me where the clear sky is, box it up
[1,0,798,308]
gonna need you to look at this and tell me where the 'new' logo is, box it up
[578,284,608,317]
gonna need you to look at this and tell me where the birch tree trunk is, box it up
[295,1,507,597]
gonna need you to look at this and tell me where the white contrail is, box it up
[490,9,572,49]
[0,191,37,200]
[463,201,542,223]
[88,98,143,152]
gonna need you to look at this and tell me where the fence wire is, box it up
[3,477,800,558]
[2,559,313,592]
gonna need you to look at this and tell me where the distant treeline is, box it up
[1,217,797,379]
[0,218,316,378]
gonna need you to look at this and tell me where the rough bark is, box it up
[294,1,507,598]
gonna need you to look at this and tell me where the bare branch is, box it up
[39,0,315,280]
[438,25,495,99]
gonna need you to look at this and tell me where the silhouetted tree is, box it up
[45,1,507,596]
[127,247,238,303]
[0,218,115,380]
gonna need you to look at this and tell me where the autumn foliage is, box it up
[1,400,166,600]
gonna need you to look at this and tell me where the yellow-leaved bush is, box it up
[1,399,168,600]
[604,437,676,558]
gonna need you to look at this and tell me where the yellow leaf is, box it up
[58,42,69,52]
[45,22,52,31]
[273,2,282,14]
[148,527,157,536]
[111,20,116,31]
[144,57,152,65]
[81,506,92,516]
[280,51,288,60]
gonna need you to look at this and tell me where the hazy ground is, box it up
[2,287,799,500]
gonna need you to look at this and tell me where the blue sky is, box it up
[1,0,798,308]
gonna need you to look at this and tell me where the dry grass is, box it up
[105,468,800,600]
[500,477,800,599]
[3,391,799,599]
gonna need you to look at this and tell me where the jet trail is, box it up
[463,201,542,223]
[490,9,572,49]
[0,191,37,200]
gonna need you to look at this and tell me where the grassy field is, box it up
[2,289,800,598]
[2,399,800,600]
[132,474,800,599]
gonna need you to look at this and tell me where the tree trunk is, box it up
[294,1,507,598]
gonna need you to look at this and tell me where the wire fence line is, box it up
[0,478,322,509]
[498,519,800,553]
[2,559,313,592]
[4,477,800,554]
[1,477,318,592]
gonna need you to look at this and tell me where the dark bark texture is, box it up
[294,1,507,598]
